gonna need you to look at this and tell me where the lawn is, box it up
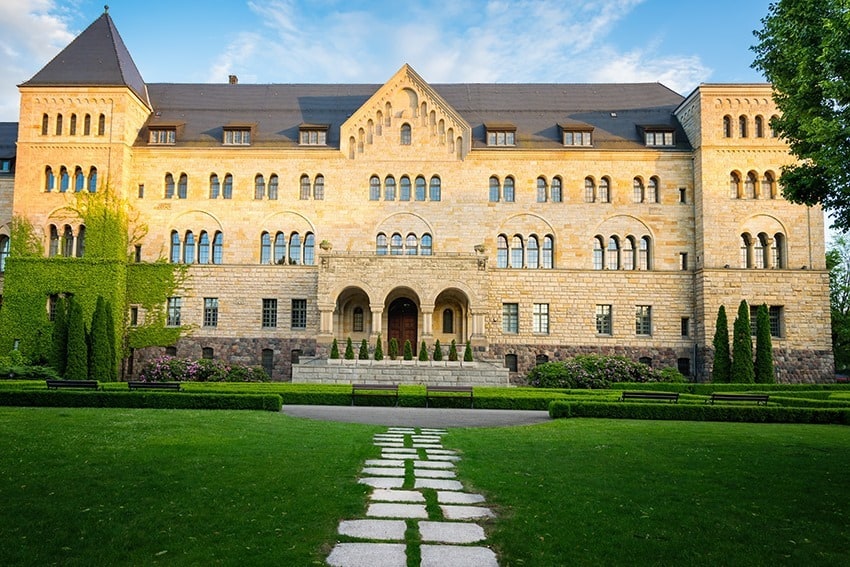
[450,419,850,566]
[0,407,380,565]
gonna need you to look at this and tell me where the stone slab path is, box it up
[326,427,499,566]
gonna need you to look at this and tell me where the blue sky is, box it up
[0,0,774,122]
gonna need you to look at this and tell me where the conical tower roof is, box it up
[21,9,148,106]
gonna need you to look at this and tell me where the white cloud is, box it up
[589,50,711,94]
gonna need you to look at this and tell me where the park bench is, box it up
[352,383,399,406]
[426,385,474,408]
[707,393,769,405]
[128,381,182,391]
[619,391,679,403]
[46,379,99,390]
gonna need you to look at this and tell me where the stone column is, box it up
[421,304,434,338]
[370,308,383,338]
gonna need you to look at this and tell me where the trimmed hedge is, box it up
[0,391,282,411]
[549,400,850,425]
[607,382,850,394]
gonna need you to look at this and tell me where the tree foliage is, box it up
[712,305,732,383]
[50,296,69,375]
[89,296,114,381]
[827,235,850,371]
[751,0,850,229]
[755,303,775,383]
[65,297,88,380]
[732,300,755,383]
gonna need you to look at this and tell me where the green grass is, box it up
[450,419,850,566]
[0,407,380,565]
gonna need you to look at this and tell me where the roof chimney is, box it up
[228,75,238,85]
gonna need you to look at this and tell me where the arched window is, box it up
[313,175,324,200]
[165,173,175,198]
[289,233,301,265]
[400,176,411,201]
[754,233,767,269]
[74,167,84,192]
[87,167,97,192]
[55,114,63,135]
[274,232,286,264]
[48,225,59,257]
[489,176,500,202]
[633,177,644,203]
[385,176,396,201]
[527,235,539,268]
[59,167,70,192]
[599,177,610,203]
[730,172,741,199]
[415,176,426,201]
[353,307,365,332]
[502,177,514,202]
[772,233,785,268]
[376,233,388,255]
[98,114,106,136]
[212,232,223,264]
[0,235,9,272]
[75,225,85,257]
[723,115,732,138]
[45,166,55,192]
[740,233,752,268]
[222,174,233,199]
[442,309,454,334]
[268,174,279,200]
[648,177,659,203]
[429,176,441,201]
[260,232,271,264]
[84,114,91,135]
[623,237,636,270]
[537,177,547,202]
[400,123,411,145]
[297,175,309,200]
[739,115,748,137]
[585,177,595,203]
[177,173,188,199]
[593,236,604,270]
[42,114,49,136]
[390,233,403,255]
[745,172,757,199]
[367,119,374,144]
[170,231,180,263]
[369,175,380,200]
[762,172,776,199]
[198,231,210,264]
[405,234,418,255]
[542,235,554,269]
[551,177,562,203]
[58,226,71,257]
[607,237,620,270]
[69,114,77,135]
[497,235,508,268]
[209,174,220,198]
[183,231,195,264]
[254,174,265,200]
[638,236,651,270]
[510,235,523,268]
[421,234,432,256]
[303,233,315,265]
[755,115,764,137]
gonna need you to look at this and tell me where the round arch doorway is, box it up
[387,297,418,355]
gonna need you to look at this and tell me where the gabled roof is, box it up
[21,10,148,106]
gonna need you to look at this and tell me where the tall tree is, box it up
[89,296,113,381]
[65,297,89,380]
[50,296,69,376]
[712,305,732,383]
[828,236,850,372]
[751,0,850,230]
[732,300,755,383]
[755,303,776,383]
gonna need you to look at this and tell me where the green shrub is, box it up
[403,340,413,361]
[712,305,731,383]
[418,340,428,361]
[388,338,399,360]
[657,367,686,383]
[358,339,369,360]
[463,341,473,362]
[138,356,269,382]
[448,340,458,361]
[0,391,282,411]
[755,303,775,383]
[344,337,355,360]
[330,338,340,359]
[528,355,673,389]
[433,339,443,361]
[374,334,384,361]
[0,365,60,380]
[732,300,754,383]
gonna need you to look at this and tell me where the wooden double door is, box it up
[387,298,418,355]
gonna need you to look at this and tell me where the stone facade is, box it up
[3,11,835,383]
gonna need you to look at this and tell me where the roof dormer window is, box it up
[486,123,516,146]
[223,124,253,146]
[149,127,176,145]
[299,124,328,146]
[642,126,675,147]
[560,124,593,147]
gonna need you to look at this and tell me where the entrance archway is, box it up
[388,297,418,355]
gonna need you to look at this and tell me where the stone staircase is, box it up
[292,357,510,386]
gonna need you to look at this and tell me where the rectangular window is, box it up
[130,306,139,326]
[138,184,144,198]
[680,252,688,271]
[645,130,675,146]
[563,130,592,146]
[681,317,690,337]
[262,298,278,328]
[487,129,516,146]
[679,187,687,203]
[0,160,11,173]
[134,245,142,263]
[224,128,251,145]
[299,128,327,145]
[635,305,652,336]
[291,299,307,329]
[149,128,176,144]
[533,303,549,334]
[203,297,219,328]
[166,297,181,327]
[502,303,519,334]
[596,304,612,335]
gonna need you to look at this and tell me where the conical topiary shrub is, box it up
[433,339,443,361]
[711,305,731,383]
[330,338,340,359]
[388,337,399,360]
[358,339,369,360]
[344,337,355,360]
[463,341,473,362]
[731,299,754,383]
[374,333,384,361]
[418,340,429,361]
[448,340,458,361]
[403,340,413,360]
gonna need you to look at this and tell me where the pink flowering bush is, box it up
[138,356,269,382]
[528,355,683,389]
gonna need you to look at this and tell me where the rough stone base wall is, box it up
[293,357,510,386]
[699,347,835,384]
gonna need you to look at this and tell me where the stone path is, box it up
[326,427,499,566]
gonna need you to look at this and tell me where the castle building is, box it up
[0,10,833,382]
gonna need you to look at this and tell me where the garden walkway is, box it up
[326,427,499,566]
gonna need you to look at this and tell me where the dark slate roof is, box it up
[140,82,688,150]
[21,11,148,105]
[0,123,18,159]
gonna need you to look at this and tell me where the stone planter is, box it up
[327,358,341,365]
[446,361,461,367]
[461,361,477,368]
[401,359,416,366]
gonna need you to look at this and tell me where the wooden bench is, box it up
[128,381,182,391]
[352,383,398,406]
[708,393,769,405]
[619,391,679,403]
[426,385,474,408]
[46,379,99,390]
